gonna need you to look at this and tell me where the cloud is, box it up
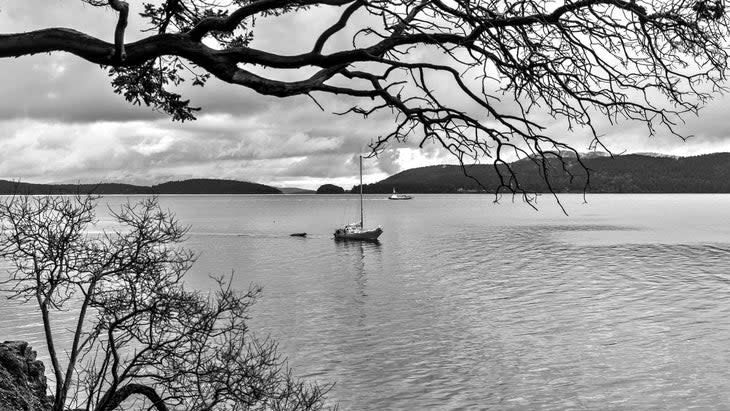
[0,113,399,188]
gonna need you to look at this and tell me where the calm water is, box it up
[4,194,730,409]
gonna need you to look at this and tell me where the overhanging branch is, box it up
[0,0,726,201]
[108,0,129,61]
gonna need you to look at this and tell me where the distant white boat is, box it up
[388,188,413,200]
[334,156,383,241]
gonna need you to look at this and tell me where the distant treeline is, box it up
[0,179,282,195]
[10,153,730,195]
[352,153,730,194]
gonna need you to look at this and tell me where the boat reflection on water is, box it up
[335,239,381,285]
[334,237,381,249]
[334,239,382,327]
[334,237,382,264]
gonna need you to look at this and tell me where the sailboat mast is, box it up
[359,155,364,227]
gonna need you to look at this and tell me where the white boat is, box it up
[388,188,413,200]
[334,156,383,242]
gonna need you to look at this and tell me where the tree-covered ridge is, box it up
[0,179,282,195]
[355,153,730,194]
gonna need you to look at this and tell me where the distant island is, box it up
[353,153,730,194]
[316,184,345,194]
[0,179,282,195]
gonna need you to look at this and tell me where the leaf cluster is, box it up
[109,58,208,121]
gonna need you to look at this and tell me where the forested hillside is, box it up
[355,153,730,193]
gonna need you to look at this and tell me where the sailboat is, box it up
[334,156,383,241]
[388,188,413,200]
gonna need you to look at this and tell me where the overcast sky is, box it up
[2,1,730,189]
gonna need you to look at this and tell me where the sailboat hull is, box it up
[334,227,383,241]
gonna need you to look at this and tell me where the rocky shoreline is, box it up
[0,341,51,411]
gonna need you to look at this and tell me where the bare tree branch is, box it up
[0,195,331,411]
